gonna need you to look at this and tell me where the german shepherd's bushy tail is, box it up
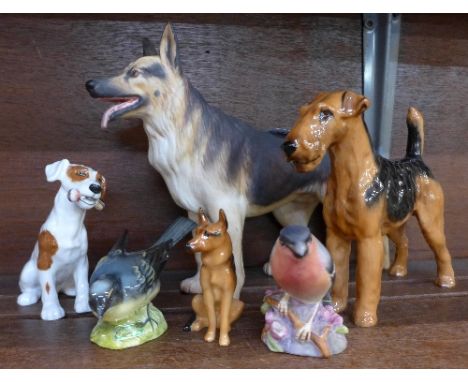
[405,107,425,158]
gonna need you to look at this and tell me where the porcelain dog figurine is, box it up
[185,209,244,346]
[17,159,106,320]
[282,91,456,327]
[85,23,330,298]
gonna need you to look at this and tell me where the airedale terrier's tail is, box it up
[405,106,425,158]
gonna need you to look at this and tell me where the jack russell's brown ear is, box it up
[341,91,370,117]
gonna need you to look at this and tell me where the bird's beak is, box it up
[289,242,309,259]
[90,295,110,319]
[96,304,106,319]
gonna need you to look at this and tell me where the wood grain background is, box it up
[0,14,466,276]
[390,14,468,262]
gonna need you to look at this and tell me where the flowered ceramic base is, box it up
[261,290,348,358]
[90,303,167,350]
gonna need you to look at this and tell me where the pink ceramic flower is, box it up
[265,310,276,324]
[319,305,343,327]
[270,320,289,340]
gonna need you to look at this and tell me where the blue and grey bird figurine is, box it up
[89,217,196,323]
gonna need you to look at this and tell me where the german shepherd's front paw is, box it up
[180,274,202,294]
[204,330,216,342]
[219,334,230,346]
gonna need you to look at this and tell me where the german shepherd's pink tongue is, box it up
[100,97,140,129]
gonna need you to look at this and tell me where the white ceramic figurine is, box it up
[17,159,106,320]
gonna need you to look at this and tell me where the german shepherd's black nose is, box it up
[86,80,98,97]
[282,140,298,157]
[89,183,102,194]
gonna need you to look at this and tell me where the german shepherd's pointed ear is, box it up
[142,37,157,56]
[160,23,180,71]
[218,209,228,230]
[341,91,370,117]
[198,208,210,226]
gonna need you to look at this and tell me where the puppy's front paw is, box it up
[180,274,202,294]
[74,297,91,313]
[41,304,65,320]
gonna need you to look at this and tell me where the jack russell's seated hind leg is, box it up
[17,257,41,306]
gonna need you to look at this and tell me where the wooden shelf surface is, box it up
[1,259,468,368]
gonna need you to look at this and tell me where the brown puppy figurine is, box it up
[282,90,455,327]
[186,208,244,346]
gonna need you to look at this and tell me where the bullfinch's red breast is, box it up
[271,225,334,304]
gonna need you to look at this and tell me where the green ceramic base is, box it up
[90,303,168,350]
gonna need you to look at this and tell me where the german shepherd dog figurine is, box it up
[85,24,329,297]
[185,208,244,346]
[282,91,456,327]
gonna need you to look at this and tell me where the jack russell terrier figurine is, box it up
[17,159,106,320]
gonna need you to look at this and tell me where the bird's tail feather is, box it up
[154,217,197,248]
[146,217,197,277]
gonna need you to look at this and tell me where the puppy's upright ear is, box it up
[142,37,157,56]
[160,23,180,72]
[218,209,228,230]
[198,208,210,226]
[341,91,370,117]
[45,159,70,183]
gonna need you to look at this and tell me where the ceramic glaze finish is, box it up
[88,217,195,349]
[261,292,348,358]
[17,159,105,320]
[85,23,330,297]
[185,209,244,347]
[283,90,456,327]
[264,225,346,357]
[269,226,334,339]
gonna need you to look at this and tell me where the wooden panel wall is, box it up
[390,15,468,260]
[1,14,465,276]
[0,14,363,274]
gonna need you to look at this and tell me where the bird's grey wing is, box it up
[315,237,335,306]
[316,237,335,278]
[131,258,156,296]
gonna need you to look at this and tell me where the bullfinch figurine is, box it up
[262,225,348,358]
[89,216,196,349]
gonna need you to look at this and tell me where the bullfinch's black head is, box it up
[279,225,312,259]
[89,276,123,319]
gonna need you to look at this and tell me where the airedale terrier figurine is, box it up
[185,208,244,346]
[282,90,455,327]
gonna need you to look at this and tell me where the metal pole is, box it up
[362,14,401,158]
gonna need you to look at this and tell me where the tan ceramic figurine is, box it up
[185,208,244,346]
[282,90,455,327]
